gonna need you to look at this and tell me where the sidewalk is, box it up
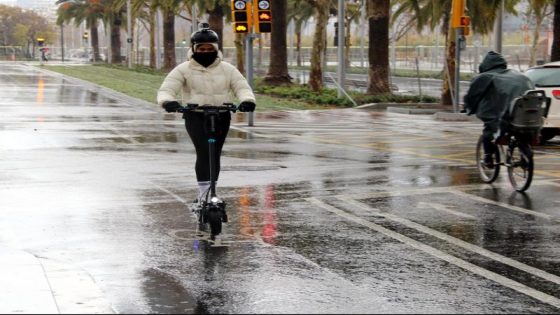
[0,246,114,314]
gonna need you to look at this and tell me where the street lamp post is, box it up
[336,0,345,98]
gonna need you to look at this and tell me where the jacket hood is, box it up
[479,51,507,73]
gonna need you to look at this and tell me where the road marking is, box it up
[417,202,476,219]
[308,197,560,309]
[450,190,555,221]
[338,197,560,286]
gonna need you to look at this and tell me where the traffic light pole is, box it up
[454,27,464,113]
[245,33,255,126]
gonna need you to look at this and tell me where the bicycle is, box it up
[177,103,238,240]
[476,90,550,192]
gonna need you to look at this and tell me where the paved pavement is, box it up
[2,62,560,313]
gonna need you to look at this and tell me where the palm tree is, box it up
[394,0,519,105]
[56,0,104,62]
[343,0,362,67]
[525,0,554,67]
[306,0,331,91]
[288,0,314,67]
[366,0,390,94]
[154,0,184,70]
[264,0,291,84]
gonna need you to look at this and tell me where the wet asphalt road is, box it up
[2,63,560,313]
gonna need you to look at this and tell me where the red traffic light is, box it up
[460,16,470,26]
[258,12,271,21]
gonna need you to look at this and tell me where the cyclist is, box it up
[463,51,534,167]
[157,24,256,211]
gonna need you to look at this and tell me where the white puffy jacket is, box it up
[157,50,256,108]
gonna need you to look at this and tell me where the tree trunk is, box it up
[366,0,390,94]
[90,24,100,62]
[530,17,542,67]
[207,5,224,51]
[163,9,176,71]
[551,0,560,61]
[295,24,302,67]
[309,0,330,92]
[111,13,123,64]
[442,26,455,106]
[149,9,156,68]
[439,6,453,106]
[264,0,291,84]
[345,18,351,68]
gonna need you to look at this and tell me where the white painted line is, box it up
[308,197,560,309]
[338,197,560,287]
[451,190,555,221]
[417,202,477,220]
[151,182,188,204]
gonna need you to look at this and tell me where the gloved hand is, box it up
[162,101,182,113]
[238,101,256,112]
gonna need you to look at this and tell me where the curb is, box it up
[357,102,442,110]
[27,63,159,112]
[0,246,114,314]
[434,112,480,122]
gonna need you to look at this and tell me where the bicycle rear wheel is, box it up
[507,143,533,192]
[476,135,500,183]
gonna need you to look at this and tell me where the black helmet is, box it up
[190,23,219,46]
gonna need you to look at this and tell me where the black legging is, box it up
[185,111,231,182]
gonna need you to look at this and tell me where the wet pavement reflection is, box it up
[2,63,560,313]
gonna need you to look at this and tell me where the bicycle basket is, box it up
[506,90,550,136]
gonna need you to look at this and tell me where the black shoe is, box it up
[482,154,494,169]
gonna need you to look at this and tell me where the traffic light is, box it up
[460,16,471,36]
[451,0,465,28]
[232,0,250,33]
[37,37,45,47]
[83,31,89,42]
[254,0,271,33]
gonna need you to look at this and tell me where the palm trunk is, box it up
[295,23,302,67]
[91,24,100,62]
[163,8,176,71]
[366,0,390,94]
[207,5,224,51]
[111,13,123,64]
[264,0,291,84]
[149,9,156,68]
[442,14,454,106]
[345,18,351,68]
[551,0,560,61]
[309,0,329,92]
[530,11,545,67]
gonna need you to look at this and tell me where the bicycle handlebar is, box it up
[177,103,238,113]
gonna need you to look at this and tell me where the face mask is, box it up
[193,51,218,68]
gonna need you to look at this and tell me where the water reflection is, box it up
[36,76,45,104]
[236,185,278,245]
[141,268,198,314]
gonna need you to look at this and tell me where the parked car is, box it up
[524,62,560,141]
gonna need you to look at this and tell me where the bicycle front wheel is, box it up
[507,143,534,192]
[476,135,500,183]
